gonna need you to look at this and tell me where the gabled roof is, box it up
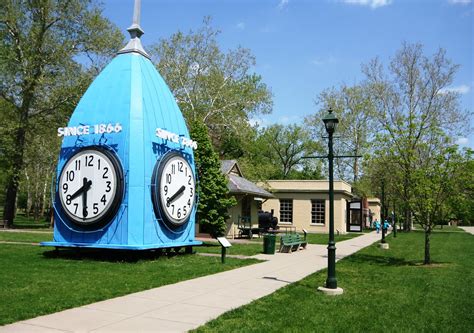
[221,160,274,199]
[220,159,243,176]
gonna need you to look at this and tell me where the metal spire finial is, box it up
[118,0,150,58]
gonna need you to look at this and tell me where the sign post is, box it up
[217,237,232,264]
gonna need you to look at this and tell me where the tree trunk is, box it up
[424,229,431,265]
[41,175,49,218]
[403,206,409,232]
[3,182,18,228]
[403,166,411,232]
[25,171,32,218]
[3,110,29,227]
[353,155,359,183]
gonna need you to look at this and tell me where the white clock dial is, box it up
[154,153,196,227]
[58,148,123,226]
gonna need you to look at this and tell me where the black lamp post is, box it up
[322,108,339,290]
[392,210,397,238]
[381,179,386,244]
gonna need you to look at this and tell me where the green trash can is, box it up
[263,233,276,254]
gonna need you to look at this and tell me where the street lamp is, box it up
[318,108,343,295]
[381,179,386,244]
[379,178,389,249]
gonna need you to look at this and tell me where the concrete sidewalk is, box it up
[460,226,474,235]
[1,231,383,333]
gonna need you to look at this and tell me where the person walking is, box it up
[375,219,381,233]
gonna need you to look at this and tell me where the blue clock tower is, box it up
[42,0,201,251]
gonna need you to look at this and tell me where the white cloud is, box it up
[341,0,392,9]
[236,22,245,30]
[448,0,472,5]
[456,137,469,145]
[278,0,289,10]
[439,84,471,94]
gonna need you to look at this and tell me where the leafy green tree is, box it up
[150,17,272,153]
[409,140,462,264]
[241,124,323,180]
[363,42,470,231]
[357,146,402,225]
[0,0,123,227]
[445,148,474,225]
[190,120,236,237]
[306,84,375,183]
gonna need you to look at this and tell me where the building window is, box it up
[311,199,325,225]
[280,199,293,223]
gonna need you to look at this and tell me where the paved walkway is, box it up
[460,226,474,235]
[1,232,383,333]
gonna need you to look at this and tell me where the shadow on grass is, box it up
[412,229,464,234]
[41,247,192,263]
[347,254,419,266]
[200,243,220,248]
[346,254,449,267]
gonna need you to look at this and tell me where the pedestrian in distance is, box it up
[375,219,381,233]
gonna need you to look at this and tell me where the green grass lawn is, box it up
[430,225,463,232]
[194,231,474,332]
[196,242,264,256]
[10,213,51,229]
[305,232,362,244]
[0,244,260,326]
[0,231,53,243]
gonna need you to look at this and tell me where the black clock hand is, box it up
[70,178,92,201]
[166,185,186,206]
[82,187,88,218]
[81,178,92,218]
[70,180,86,200]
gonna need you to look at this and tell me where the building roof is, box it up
[367,197,381,204]
[260,180,353,197]
[220,160,239,175]
[221,160,274,198]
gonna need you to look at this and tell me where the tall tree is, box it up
[306,84,375,183]
[0,0,123,227]
[241,124,323,180]
[363,42,469,231]
[150,17,272,152]
[190,120,236,237]
[409,139,461,264]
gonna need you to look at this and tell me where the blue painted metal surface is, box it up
[42,52,201,250]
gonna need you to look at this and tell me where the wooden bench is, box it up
[279,233,307,253]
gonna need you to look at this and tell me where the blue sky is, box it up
[102,0,473,147]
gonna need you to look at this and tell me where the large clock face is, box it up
[58,147,123,226]
[152,152,196,227]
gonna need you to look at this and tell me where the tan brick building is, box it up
[216,164,381,237]
[260,180,353,234]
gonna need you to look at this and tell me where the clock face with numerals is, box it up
[58,147,123,227]
[152,152,196,227]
